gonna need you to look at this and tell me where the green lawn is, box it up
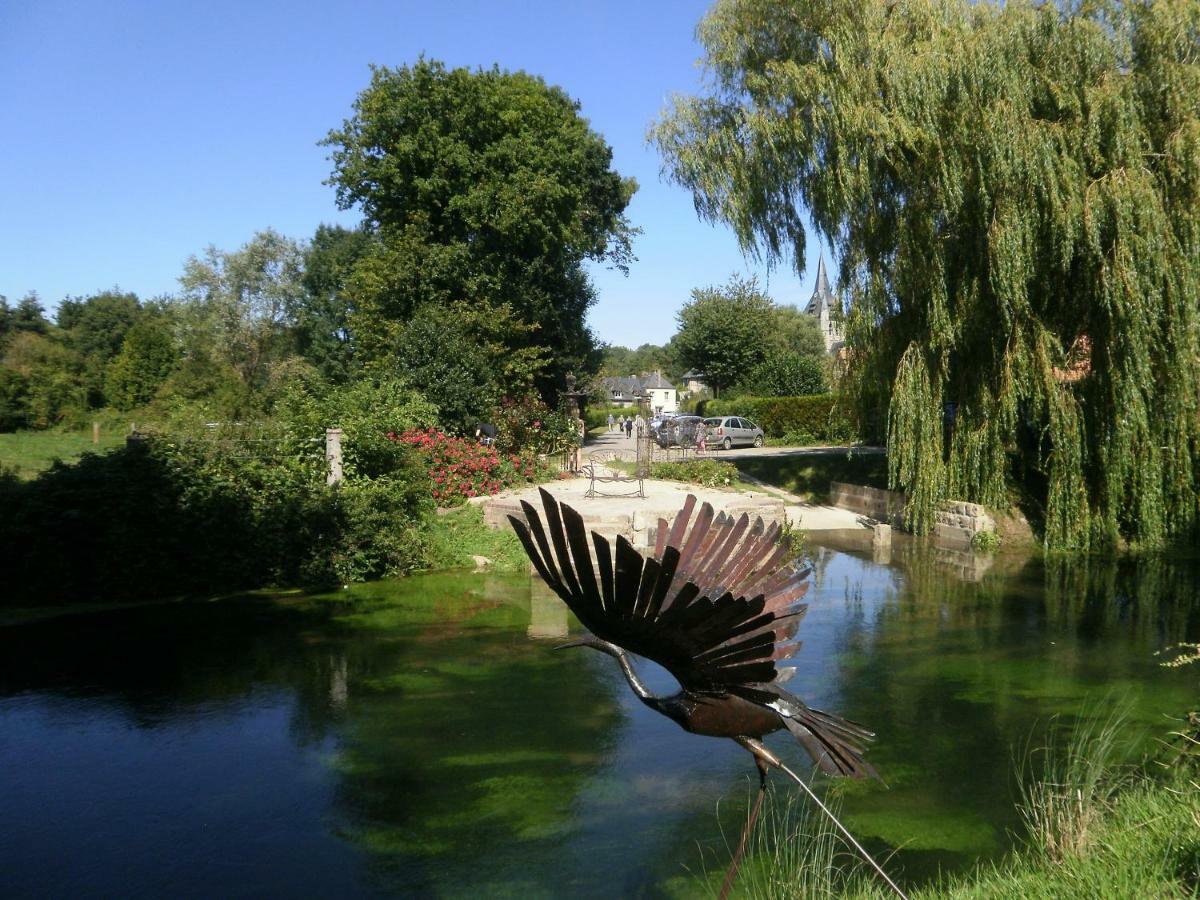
[732,450,889,503]
[0,426,126,479]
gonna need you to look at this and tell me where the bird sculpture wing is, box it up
[509,488,876,778]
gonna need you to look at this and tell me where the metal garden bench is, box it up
[582,449,646,499]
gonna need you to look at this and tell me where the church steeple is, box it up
[803,251,844,354]
[814,253,832,301]
[805,252,836,316]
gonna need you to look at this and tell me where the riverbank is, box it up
[674,766,1199,898]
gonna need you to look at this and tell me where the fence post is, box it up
[92,422,100,445]
[326,428,344,486]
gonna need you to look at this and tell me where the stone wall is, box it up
[829,482,998,551]
[934,500,996,549]
[829,482,906,526]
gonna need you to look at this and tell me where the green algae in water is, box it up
[844,806,1000,854]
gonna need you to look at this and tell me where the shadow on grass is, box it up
[732,451,889,503]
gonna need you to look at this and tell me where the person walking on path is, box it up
[607,413,615,432]
[625,417,633,439]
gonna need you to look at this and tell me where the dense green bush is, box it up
[0,432,433,607]
[275,375,438,478]
[704,394,858,443]
[735,352,828,396]
[650,458,739,488]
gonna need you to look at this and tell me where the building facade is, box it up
[600,371,678,414]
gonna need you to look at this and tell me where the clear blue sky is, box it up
[0,0,826,348]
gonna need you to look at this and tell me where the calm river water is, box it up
[1,543,1197,897]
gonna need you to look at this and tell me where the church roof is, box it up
[804,254,837,316]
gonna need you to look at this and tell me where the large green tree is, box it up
[178,229,308,400]
[323,59,637,398]
[739,351,826,396]
[105,312,179,411]
[599,343,674,378]
[655,0,1200,548]
[299,224,374,381]
[769,305,827,366]
[673,274,776,396]
[1,293,51,341]
[57,290,142,406]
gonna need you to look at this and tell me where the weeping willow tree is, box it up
[654,0,1200,549]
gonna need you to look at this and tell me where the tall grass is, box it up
[692,707,1199,898]
[1016,709,1133,863]
[690,783,884,899]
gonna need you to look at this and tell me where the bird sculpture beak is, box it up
[553,638,589,651]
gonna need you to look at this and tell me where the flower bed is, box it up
[388,428,549,505]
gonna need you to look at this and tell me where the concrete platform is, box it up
[479,476,786,549]
[477,428,872,547]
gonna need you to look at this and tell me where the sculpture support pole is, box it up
[735,737,909,900]
[718,756,769,900]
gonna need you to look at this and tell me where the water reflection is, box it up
[528,581,569,640]
[0,550,1196,897]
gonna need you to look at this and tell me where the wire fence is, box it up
[134,421,583,486]
[129,424,329,478]
[179,435,326,462]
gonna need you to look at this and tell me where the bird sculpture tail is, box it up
[781,705,878,781]
[735,682,877,780]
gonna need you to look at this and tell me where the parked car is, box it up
[656,415,705,448]
[648,414,673,435]
[703,416,765,450]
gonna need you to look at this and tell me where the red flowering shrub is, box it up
[388,428,550,505]
[491,393,577,454]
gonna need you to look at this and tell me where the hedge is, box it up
[585,404,642,429]
[700,394,858,442]
[0,433,435,606]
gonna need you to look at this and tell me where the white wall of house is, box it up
[646,388,678,413]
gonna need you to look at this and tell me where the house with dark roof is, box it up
[679,371,708,395]
[599,371,678,414]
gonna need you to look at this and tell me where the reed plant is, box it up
[690,783,884,899]
[1015,709,1133,863]
[692,706,1199,898]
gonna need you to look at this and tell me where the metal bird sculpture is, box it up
[509,488,905,899]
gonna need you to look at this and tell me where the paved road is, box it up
[585,427,885,461]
